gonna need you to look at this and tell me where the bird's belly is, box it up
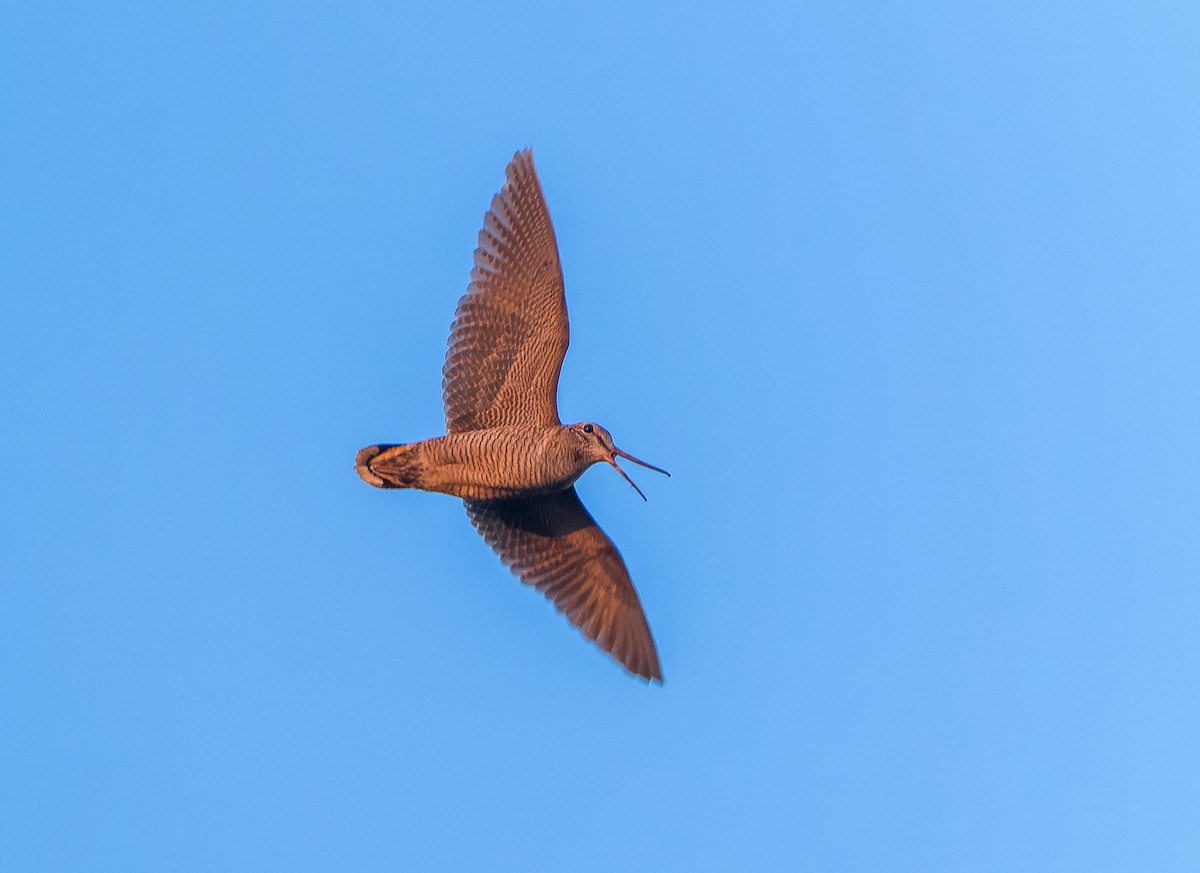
[417,429,578,500]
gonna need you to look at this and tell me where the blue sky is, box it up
[3,2,1199,870]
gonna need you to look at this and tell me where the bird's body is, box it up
[356,425,592,500]
[356,150,668,682]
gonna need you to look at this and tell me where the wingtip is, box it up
[626,642,663,685]
[644,655,664,684]
[511,148,543,184]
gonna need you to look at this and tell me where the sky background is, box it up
[3,2,1199,870]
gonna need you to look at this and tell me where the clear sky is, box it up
[3,2,1198,870]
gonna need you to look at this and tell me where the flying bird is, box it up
[356,150,668,682]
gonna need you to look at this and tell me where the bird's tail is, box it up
[355,443,423,489]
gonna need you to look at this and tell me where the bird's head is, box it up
[569,422,670,501]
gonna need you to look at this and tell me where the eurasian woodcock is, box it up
[356,149,668,681]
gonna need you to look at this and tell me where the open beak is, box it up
[609,447,670,502]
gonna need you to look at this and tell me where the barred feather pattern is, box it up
[442,149,568,433]
[359,150,664,681]
[466,489,662,682]
[363,427,580,500]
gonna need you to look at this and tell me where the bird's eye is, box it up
[583,424,594,433]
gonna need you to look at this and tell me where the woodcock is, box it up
[355,150,668,682]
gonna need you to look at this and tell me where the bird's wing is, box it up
[465,488,662,682]
[443,149,568,433]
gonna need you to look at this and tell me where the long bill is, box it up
[609,447,671,502]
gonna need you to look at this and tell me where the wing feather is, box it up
[442,150,568,432]
[465,489,663,682]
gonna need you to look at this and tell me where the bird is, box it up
[355,149,669,682]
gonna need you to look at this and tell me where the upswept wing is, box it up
[465,489,663,682]
[442,150,568,433]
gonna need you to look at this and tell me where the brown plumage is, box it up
[356,149,668,682]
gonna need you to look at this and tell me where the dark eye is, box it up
[583,424,594,434]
